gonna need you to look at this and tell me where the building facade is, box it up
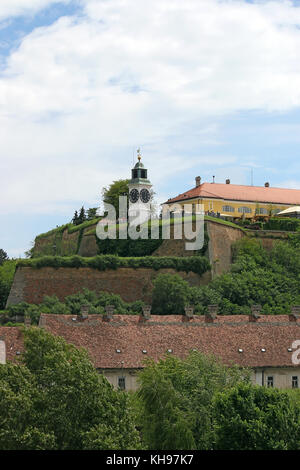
[164,177,300,219]
[36,311,300,391]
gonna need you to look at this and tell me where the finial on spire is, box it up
[137,148,142,161]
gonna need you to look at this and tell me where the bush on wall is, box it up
[263,218,300,232]
[17,254,211,276]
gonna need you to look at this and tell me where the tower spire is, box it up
[137,147,142,162]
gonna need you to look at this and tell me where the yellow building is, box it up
[164,177,300,219]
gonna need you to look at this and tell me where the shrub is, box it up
[213,383,300,450]
[151,273,190,315]
[17,255,210,276]
[263,217,300,232]
[3,289,146,324]
[0,260,16,309]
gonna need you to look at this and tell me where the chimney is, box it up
[249,305,261,322]
[195,176,201,187]
[104,305,114,322]
[226,179,230,184]
[183,305,194,321]
[212,176,215,183]
[38,315,46,328]
[289,305,300,322]
[205,304,218,323]
[141,305,151,321]
[265,182,270,188]
[80,304,89,320]
[24,316,31,327]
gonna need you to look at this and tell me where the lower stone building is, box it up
[36,310,300,391]
[2,311,300,391]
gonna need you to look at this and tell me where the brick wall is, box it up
[6,266,211,306]
[207,221,245,277]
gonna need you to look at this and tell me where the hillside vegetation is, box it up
[3,235,300,323]
[0,260,16,310]
[31,216,240,258]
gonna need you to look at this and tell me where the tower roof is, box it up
[134,161,145,169]
[129,149,151,186]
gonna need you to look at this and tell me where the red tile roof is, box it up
[40,314,300,369]
[166,182,300,206]
[0,327,24,362]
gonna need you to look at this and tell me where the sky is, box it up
[1,0,300,257]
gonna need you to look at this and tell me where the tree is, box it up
[0,328,140,450]
[136,351,249,450]
[0,260,16,310]
[0,249,8,266]
[87,207,98,220]
[151,273,190,315]
[72,210,79,226]
[213,382,300,450]
[78,206,86,225]
[0,363,56,450]
[102,179,129,219]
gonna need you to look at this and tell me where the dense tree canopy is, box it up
[135,353,300,450]
[213,383,300,450]
[0,260,16,310]
[136,352,250,450]
[151,273,190,315]
[150,236,300,315]
[102,179,129,219]
[2,288,145,325]
[0,328,140,450]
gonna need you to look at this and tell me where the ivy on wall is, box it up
[17,254,211,276]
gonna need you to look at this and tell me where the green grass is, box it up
[85,214,245,236]
[35,224,71,241]
[35,217,103,241]
[67,217,102,234]
[204,215,246,231]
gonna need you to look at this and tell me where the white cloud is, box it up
[0,0,71,22]
[1,0,300,215]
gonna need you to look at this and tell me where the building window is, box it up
[267,376,274,388]
[118,377,126,390]
[272,209,281,215]
[292,376,298,389]
[258,208,268,215]
[222,205,235,213]
[238,207,252,214]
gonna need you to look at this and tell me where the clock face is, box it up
[140,188,151,203]
[129,188,139,203]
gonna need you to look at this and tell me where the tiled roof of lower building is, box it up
[40,314,300,369]
[0,327,24,361]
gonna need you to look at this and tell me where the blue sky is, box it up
[0,0,300,257]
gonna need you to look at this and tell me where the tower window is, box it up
[141,169,147,179]
[118,377,126,390]
[132,170,138,179]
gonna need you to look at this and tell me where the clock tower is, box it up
[128,149,152,226]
